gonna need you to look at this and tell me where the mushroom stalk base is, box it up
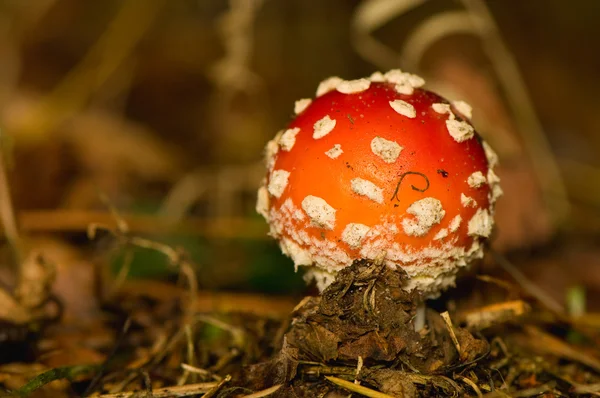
[285,259,487,371]
[414,301,427,331]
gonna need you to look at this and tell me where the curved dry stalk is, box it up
[352,0,427,69]
[109,248,134,296]
[125,235,199,320]
[15,0,165,140]
[88,203,200,321]
[400,11,477,70]
[177,324,197,386]
[459,0,569,225]
[456,374,484,398]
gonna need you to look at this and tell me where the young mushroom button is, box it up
[257,70,501,296]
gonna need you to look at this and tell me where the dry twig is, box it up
[325,376,396,398]
[239,384,282,398]
[96,379,227,398]
[440,311,461,354]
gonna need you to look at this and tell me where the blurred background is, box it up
[0,0,599,309]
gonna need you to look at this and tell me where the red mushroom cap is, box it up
[256,70,501,295]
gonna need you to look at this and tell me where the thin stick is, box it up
[180,363,221,381]
[355,356,364,384]
[203,375,232,398]
[325,376,396,398]
[97,381,223,398]
[440,311,461,354]
[177,324,196,386]
[456,374,483,398]
[239,384,283,398]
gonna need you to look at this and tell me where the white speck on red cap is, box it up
[268,196,353,275]
[268,170,290,198]
[279,237,312,271]
[281,198,306,221]
[342,223,371,249]
[371,136,402,163]
[396,242,481,294]
[379,69,426,96]
[452,100,473,119]
[394,84,414,95]
[402,197,445,237]
[336,78,371,94]
[382,69,405,83]
[483,140,499,168]
[446,119,474,142]
[487,168,500,185]
[325,144,343,159]
[256,186,270,219]
[280,128,300,151]
[405,73,425,88]
[369,71,385,82]
[468,208,493,237]
[434,228,448,240]
[467,171,486,188]
[383,69,425,87]
[432,103,451,114]
[389,99,416,118]
[351,178,384,204]
[264,130,282,171]
[294,99,312,115]
[487,168,503,202]
[301,195,336,229]
[461,193,477,207]
[316,76,343,97]
[449,215,462,232]
[358,221,399,258]
[313,115,336,139]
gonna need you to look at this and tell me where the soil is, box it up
[238,260,489,397]
[3,257,600,397]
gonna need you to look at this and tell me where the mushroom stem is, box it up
[414,301,427,331]
[413,301,427,332]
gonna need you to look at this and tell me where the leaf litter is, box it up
[1,238,600,397]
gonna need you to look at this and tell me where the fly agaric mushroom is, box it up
[256,70,501,297]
